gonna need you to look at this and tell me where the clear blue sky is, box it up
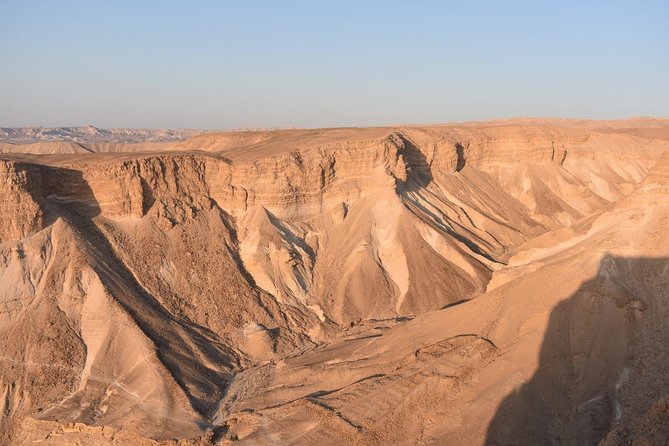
[1,0,667,129]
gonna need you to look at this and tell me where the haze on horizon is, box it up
[1,0,668,129]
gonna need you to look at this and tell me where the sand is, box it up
[1,118,668,444]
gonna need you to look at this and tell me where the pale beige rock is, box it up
[1,118,669,445]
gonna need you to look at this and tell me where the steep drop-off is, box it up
[1,120,669,444]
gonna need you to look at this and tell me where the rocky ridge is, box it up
[1,120,669,444]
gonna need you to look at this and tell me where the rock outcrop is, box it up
[2,119,669,444]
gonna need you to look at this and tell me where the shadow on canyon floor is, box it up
[485,255,669,445]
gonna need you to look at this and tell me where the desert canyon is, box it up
[1,118,669,445]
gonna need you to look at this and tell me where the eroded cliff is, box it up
[1,121,669,444]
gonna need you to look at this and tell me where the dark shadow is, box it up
[390,134,500,265]
[455,142,466,171]
[485,255,669,445]
[140,177,156,214]
[4,159,104,234]
[395,132,433,190]
[42,164,103,217]
[440,298,471,310]
[265,208,316,262]
[14,161,59,229]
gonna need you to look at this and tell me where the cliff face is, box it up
[0,161,45,241]
[2,126,666,326]
[1,122,669,444]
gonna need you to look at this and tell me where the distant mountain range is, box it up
[0,125,203,143]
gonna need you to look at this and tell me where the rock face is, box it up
[1,119,669,445]
[0,161,45,240]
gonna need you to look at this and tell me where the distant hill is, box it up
[0,125,203,143]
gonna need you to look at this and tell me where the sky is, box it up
[0,0,667,129]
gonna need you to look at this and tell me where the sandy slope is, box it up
[213,149,669,445]
[1,119,668,444]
